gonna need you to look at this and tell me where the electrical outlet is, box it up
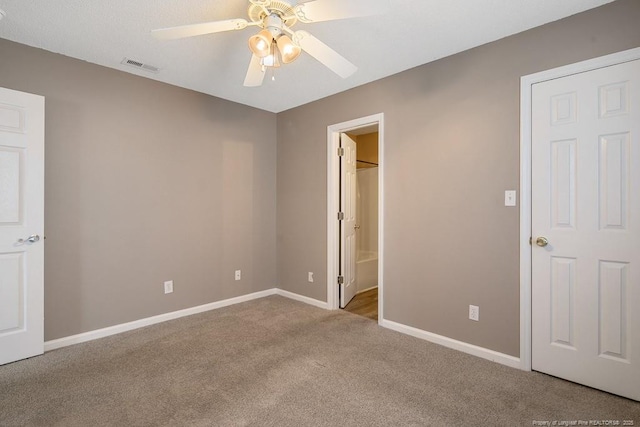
[164,280,174,294]
[469,305,479,321]
[235,270,241,281]
[308,272,314,283]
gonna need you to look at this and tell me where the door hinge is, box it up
[337,275,344,285]
[337,212,345,221]
[529,236,532,245]
[337,147,345,157]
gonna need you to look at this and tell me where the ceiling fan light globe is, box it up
[248,29,273,58]
[262,55,276,68]
[276,35,302,64]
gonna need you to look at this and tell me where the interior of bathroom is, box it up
[344,131,379,320]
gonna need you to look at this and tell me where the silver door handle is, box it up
[18,235,40,244]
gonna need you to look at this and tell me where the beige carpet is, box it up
[1,296,638,426]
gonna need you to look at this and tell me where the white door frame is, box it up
[327,113,384,322]
[519,47,640,371]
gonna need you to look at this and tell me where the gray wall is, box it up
[0,39,277,341]
[1,0,638,353]
[277,0,640,357]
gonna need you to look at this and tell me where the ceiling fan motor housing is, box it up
[264,14,284,38]
[248,0,298,28]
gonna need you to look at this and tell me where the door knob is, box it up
[535,237,549,247]
[18,235,40,244]
[354,225,361,230]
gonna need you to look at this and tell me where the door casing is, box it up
[519,47,640,371]
[327,113,384,320]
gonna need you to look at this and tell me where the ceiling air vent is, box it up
[121,58,160,73]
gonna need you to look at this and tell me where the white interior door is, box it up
[0,87,45,365]
[340,133,357,308]
[531,59,639,400]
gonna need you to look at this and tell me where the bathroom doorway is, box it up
[327,114,384,323]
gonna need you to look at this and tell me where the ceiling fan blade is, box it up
[152,19,249,40]
[295,31,357,79]
[294,0,389,23]
[244,55,266,87]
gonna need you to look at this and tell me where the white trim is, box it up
[356,285,378,295]
[327,128,340,311]
[326,113,385,323]
[44,289,278,351]
[274,288,329,309]
[43,281,516,372]
[378,117,385,325]
[381,319,521,369]
[519,47,640,372]
[44,288,331,352]
[519,71,533,372]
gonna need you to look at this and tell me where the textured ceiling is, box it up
[0,0,614,112]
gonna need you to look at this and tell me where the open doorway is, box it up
[327,114,384,323]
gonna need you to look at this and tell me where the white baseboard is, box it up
[380,319,521,369]
[357,286,378,294]
[45,288,520,372]
[274,289,329,309]
[44,289,278,352]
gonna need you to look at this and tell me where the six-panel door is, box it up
[0,87,45,365]
[532,60,639,401]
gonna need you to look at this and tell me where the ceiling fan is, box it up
[152,0,389,87]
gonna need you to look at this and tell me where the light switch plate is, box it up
[505,190,517,207]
